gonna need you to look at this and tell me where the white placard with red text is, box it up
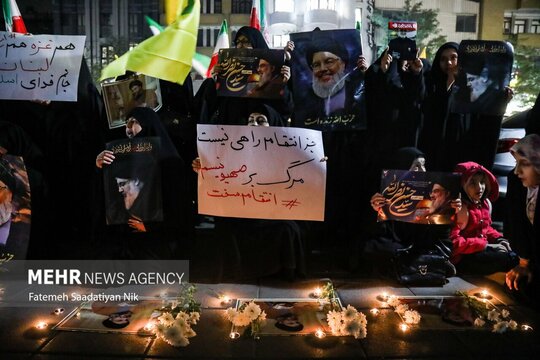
[197,124,326,221]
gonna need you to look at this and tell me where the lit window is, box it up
[530,19,540,34]
[513,19,526,34]
[503,17,511,34]
[308,0,335,10]
[275,0,294,12]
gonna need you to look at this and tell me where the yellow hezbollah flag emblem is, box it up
[100,0,199,85]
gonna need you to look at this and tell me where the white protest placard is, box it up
[197,125,326,221]
[0,31,86,101]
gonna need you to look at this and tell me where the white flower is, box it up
[225,307,238,321]
[508,320,518,330]
[176,312,190,321]
[174,317,189,332]
[233,311,252,327]
[184,327,197,338]
[159,312,175,326]
[501,309,510,319]
[493,321,509,334]
[474,318,485,327]
[356,326,367,339]
[167,334,189,347]
[154,323,167,336]
[403,310,421,325]
[259,310,267,322]
[487,309,500,322]
[395,304,409,314]
[344,305,358,320]
[345,319,361,334]
[165,325,182,341]
[189,312,200,324]
[387,296,401,307]
[244,301,262,321]
[356,312,367,327]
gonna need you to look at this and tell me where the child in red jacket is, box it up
[451,161,518,275]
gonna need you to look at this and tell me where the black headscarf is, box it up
[429,42,459,91]
[126,107,180,161]
[234,26,269,49]
[393,147,425,170]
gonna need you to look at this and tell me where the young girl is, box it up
[505,134,540,306]
[451,161,518,274]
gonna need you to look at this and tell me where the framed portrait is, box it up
[378,170,461,224]
[0,155,31,260]
[103,137,163,225]
[53,298,165,335]
[231,298,342,336]
[290,28,366,131]
[216,48,286,99]
[451,40,514,116]
[101,74,163,129]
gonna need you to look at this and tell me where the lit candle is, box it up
[314,328,326,338]
[143,322,155,331]
[313,287,322,298]
[220,294,232,304]
[521,324,533,331]
[378,292,390,302]
[481,289,489,297]
[399,323,409,332]
[229,331,240,339]
[35,321,48,330]
[370,308,380,315]
[76,311,81,318]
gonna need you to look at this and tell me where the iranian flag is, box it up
[250,0,270,45]
[206,19,229,78]
[2,0,27,33]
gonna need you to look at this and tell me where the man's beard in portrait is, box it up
[429,197,446,213]
[0,201,13,225]
[312,68,346,98]
[123,191,139,211]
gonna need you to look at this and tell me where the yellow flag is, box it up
[165,0,179,25]
[419,47,427,59]
[100,0,199,85]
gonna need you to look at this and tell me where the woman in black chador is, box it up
[96,107,190,259]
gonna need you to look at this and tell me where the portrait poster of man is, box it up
[0,154,31,260]
[388,21,418,60]
[377,170,460,225]
[232,299,337,336]
[55,300,162,334]
[451,40,514,116]
[216,48,286,99]
[102,74,163,129]
[290,29,366,131]
[103,137,163,225]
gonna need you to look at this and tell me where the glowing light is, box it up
[314,328,326,338]
[53,308,65,315]
[219,294,232,304]
[76,311,81,318]
[313,287,322,298]
[399,323,409,332]
[377,292,390,302]
[35,321,48,330]
[370,308,380,315]
[143,322,155,331]
[521,324,533,331]
[229,331,240,339]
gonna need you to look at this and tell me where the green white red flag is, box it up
[2,0,27,33]
[206,19,229,78]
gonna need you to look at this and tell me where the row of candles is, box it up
[32,287,534,336]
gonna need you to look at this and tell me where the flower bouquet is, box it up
[225,300,267,339]
[152,284,201,347]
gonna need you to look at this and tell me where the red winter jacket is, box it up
[450,162,501,264]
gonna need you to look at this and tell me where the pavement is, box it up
[1,227,538,359]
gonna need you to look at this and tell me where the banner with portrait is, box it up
[0,155,31,260]
[196,124,326,221]
[0,31,86,102]
[103,137,162,225]
[377,170,461,224]
[101,74,162,129]
[451,40,514,116]
[216,48,286,99]
[387,21,418,60]
[290,29,366,131]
